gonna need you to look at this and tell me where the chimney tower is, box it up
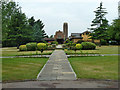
[63,22,68,39]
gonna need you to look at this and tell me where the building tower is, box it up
[118,1,120,19]
[63,22,68,39]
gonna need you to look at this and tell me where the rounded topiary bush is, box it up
[26,42,37,51]
[76,44,82,50]
[37,43,47,53]
[19,45,27,51]
[81,42,96,50]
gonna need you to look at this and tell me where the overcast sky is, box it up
[15,0,120,36]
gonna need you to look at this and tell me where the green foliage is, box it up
[32,19,46,42]
[77,40,84,44]
[2,0,47,47]
[51,41,58,45]
[47,45,55,50]
[76,44,82,50]
[2,1,32,47]
[19,45,27,51]
[108,19,120,44]
[52,44,56,48]
[81,42,96,50]
[26,42,37,51]
[89,2,109,44]
[64,39,70,44]
[37,43,47,53]
[72,43,76,47]
[49,35,53,38]
[101,39,108,45]
[66,43,71,47]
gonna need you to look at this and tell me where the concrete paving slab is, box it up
[37,50,76,80]
[3,80,118,88]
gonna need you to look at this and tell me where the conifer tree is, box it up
[89,2,109,46]
[33,19,46,42]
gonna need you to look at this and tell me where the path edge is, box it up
[36,51,54,80]
[64,51,77,79]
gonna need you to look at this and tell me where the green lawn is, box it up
[68,56,118,80]
[2,57,48,82]
[2,47,53,56]
[65,46,119,54]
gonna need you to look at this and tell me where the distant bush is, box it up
[76,44,82,50]
[64,39,70,44]
[37,43,47,53]
[101,39,108,45]
[81,42,96,50]
[51,41,58,45]
[26,42,37,51]
[19,45,27,51]
[52,44,56,48]
[47,45,56,50]
[66,43,71,47]
[72,43,76,46]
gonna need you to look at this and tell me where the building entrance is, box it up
[57,39,64,44]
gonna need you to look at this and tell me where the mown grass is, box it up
[2,57,48,82]
[2,47,53,56]
[65,46,119,54]
[68,56,118,80]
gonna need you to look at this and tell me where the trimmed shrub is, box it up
[81,42,96,50]
[37,43,47,53]
[19,45,27,51]
[26,42,37,51]
[76,44,82,50]
[51,41,58,45]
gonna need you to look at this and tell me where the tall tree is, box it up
[28,16,35,27]
[89,2,109,46]
[33,19,46,42]
[50,35,53,38]
[2,0,20,42]
[108,19,120,44]
[7,9,32,48]
[2,0,32,47]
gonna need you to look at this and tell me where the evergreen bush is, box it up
[37,43,47,53]
[19,45,27,51]
[101,39,108,45]
[51,41,58,45]
[26,42,37,51]
[81,42,96,50]
[76,44,82,50]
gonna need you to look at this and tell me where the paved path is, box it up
[37,50,76,80]
[56,45,62,49]
[3,80,118,88]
